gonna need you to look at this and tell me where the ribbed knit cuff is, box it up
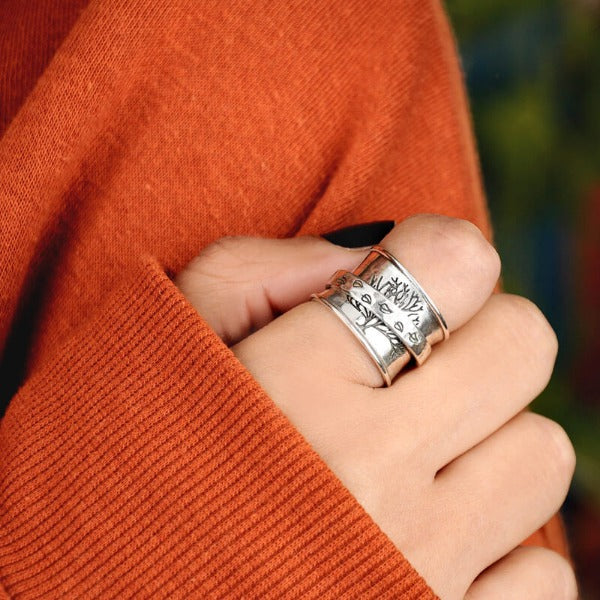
[0,257,436,599]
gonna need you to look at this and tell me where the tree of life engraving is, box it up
[368,274,424,327]
[337,275,403,350]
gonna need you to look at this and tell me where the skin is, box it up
[175,214,577,599]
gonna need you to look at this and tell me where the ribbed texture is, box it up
[0,259,435,598]
[0,0,567,597]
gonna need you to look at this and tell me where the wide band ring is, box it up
[310,245,448,386]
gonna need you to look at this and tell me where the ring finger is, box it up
[377,292,559,473]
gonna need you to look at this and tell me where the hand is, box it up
[176,214,577,599]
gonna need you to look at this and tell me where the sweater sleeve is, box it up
[0,257,436,599]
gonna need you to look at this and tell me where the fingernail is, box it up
[320,220,395,248]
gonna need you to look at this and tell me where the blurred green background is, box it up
[445,0,600,596]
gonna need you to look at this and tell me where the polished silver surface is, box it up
[311,245,449,387]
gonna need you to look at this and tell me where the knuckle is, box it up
[176,236,255,296]
[428,215,501,281]
[497,294,559,376]
[544,551,579,600]
[188,236,256,280]
[558,558,579,600]
[197,236,250,266]
[514,295,558,350]
[528,413,576,484]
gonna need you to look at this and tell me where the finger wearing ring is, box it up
[311,244,449,386]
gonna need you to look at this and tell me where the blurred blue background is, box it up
[446,1,600,596]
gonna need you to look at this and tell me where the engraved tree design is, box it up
[344,292,402,347]
[369,274,424,327]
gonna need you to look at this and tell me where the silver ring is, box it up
[310,245,448,386]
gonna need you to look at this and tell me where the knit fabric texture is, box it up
[0,0,567,597]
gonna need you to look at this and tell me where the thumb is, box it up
[174,234,370,345]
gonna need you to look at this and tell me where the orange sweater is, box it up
[0,1,567,597]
